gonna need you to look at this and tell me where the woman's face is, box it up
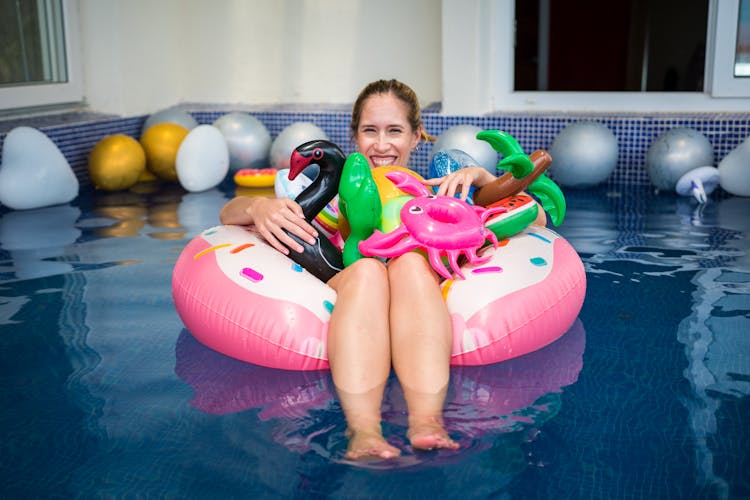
[354,92,421,168]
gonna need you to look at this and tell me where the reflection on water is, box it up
[91,183,190,239]
[560,188,750,499]
[0,205,81,280]
[175,319,585,466]
[1,182,748,497]
[676,197,750,499]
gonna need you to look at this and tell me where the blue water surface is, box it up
[0,181,748,499]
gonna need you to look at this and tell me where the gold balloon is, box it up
[136,167,158,183]
[88,134,147,191]
[139,122,189,181]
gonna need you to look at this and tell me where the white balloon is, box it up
[718,136,750,197]
[176,125,229,192]
[0,126,79,210]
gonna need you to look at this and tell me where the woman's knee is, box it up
[330,257,389,294]
[388,252,439,288]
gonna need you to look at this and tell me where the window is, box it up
[708,0,750,96]
[514,0,708,92]
[0,0,82,111]
[735,0,750,76]
[440,0,750,114]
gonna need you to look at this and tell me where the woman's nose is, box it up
[374,132,389,150]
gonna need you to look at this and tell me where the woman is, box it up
[220,79,498,460]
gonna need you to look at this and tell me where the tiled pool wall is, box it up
[1,107,748,190]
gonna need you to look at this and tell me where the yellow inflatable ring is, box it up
[234,168,277,188]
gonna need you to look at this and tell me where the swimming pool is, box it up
[1,181,748,498]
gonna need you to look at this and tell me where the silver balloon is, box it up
[142,107,198,135]
[213,113,272,171]
[646,127,714,192]
[269,122,329,170]
[430,124,497,173]
[549,121,618,189]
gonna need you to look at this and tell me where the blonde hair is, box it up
[350,79,436,142]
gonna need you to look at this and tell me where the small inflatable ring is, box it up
[234,168,277,188]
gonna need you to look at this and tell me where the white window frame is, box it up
[706,0,749,97]
[441,0,750,114]
[0,0,83,112]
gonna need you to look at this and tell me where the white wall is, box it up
[78,0,442,116]
[75,0,750,116]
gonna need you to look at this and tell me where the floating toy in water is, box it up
[279,141,345,282]
[484,193,539,240]
[233,168,278,188]
[548,121,618,189]
[676,166,720,204]
[88,134,146,192]
[359,170,505,280]
[172,134,587,370]
[339,131,564,269]
[718,137,750,197]
[172,223,586,370]
[177,125,229,192]
[140,122,189,181]
[274,167,341,246]
[338,153,424,265]
[0,127,79,210]
[470,132,566,226]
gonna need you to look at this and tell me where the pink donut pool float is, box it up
[172,223,586,371]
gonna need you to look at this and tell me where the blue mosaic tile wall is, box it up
[1,106,748,190]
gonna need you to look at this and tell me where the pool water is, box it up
[1,181,748,499]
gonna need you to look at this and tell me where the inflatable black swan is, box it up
[285,140,345,282]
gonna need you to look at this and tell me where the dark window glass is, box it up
[0,0,68,86]
[514,0,708,91]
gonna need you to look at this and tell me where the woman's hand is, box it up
[422,166,496,201]
[219,196,318,254]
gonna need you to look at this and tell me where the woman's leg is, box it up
[387,253,459,451]
[327,258,399,459]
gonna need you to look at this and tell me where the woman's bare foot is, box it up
[345,429,401,460]
[407,416,460,451]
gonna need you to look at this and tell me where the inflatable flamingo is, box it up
[359,170,506,280]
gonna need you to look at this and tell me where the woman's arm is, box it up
[422,166,495,201]
[219,196,319,254]
[423,166,548,226]
[219,196,259,225]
